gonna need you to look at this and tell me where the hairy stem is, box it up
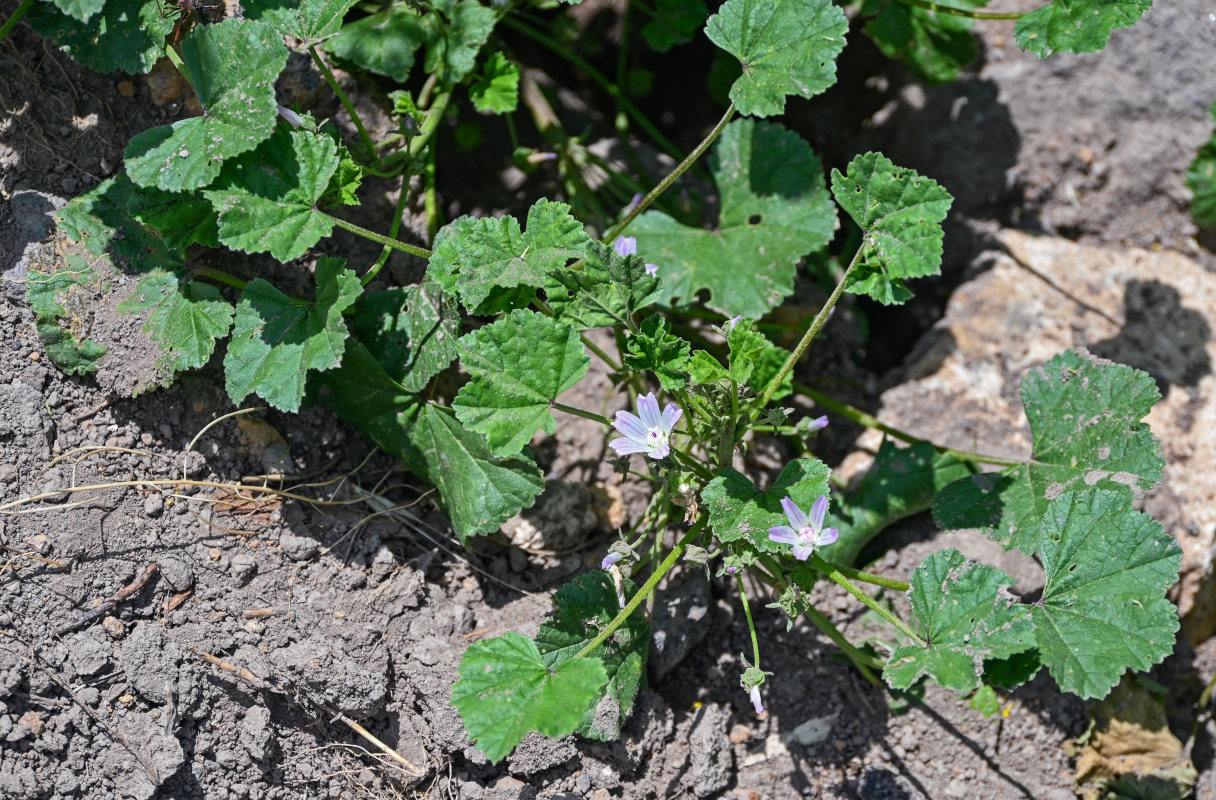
[362,173,413,287]
[309,46,378,166]
[194,265,247,290]
[551,402,611,426]
[328,215,431,259]
[0,0,34,42]
[819,560,910,592]
[605,102,736,243]
[810,553,925,647]
[575,521,705,659]
[737,575,763,670]
[895,0,1030,19]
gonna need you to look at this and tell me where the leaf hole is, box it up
[1068,563,1077,572]
[748,214,762,225]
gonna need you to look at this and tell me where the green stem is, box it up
[162,44,192,87]
[309,46,378,166]
[737,575,762,670]
[673,448,713,481]
[424,138,440,241]
[821,560,909,592]
[801,604,884,683]
[502,15,683,163]
[379,90,452,173]
[810,553,925,647]
[0,0,34,42]
[194,265,246,290]
[552,402,611,426]
[894,0,1030,19]
[580,334,622,372]
[792,382,1027,468]
[361,174,412,287]
[604,102,736,243]
[328,214,431,259]
[576,521,705,659]
[754,245,864,414]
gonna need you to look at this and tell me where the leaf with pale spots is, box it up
[1015,0,1151,58]
[703,458,831,554]
[30,0,172,74]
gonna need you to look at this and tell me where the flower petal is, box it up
[660,402,683,431]
[749,685,764,714]
[809,495,829,531]
[612,410,648,441]
[816,527,839,547]
[779,497,807,530]
[602,551,623,569]
[636,393,662,429]
[790,543,816,561]
[647,440,670,459]
[614,236,637,257]
[644,262,658,277]
[768,526,799,545]
[610,436,649,456]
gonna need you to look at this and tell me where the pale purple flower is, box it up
[768,496,838,561]
[276,105,304,129]
[602,551,623,570]
[725,565,739,574]
[807,415,829,431]
[749,685,764,714]
[644,262,659,277]
[614,236,637,257]
[624,193,644,215]
[728,315,743,330]
[610,393,682,460]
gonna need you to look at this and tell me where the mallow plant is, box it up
[6,0,1178,766]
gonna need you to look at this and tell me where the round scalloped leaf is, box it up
[884,549,1034,693]
[117,269,235,381]
[51,0,105,23]
[643,0,708,52]
[705,0,848,117]
[470,52,520,114]
[452,632,607,763]
[56,175,186,269]
[453,310,590,457]
[631,119,836,317]
[1014,0,1151,58]
[623,315,692,391]
[29,0,172,74]
[1031,487,1181,699]
[244,0,358,45]
[831,152,953,305]
[863,0,981,83]
[348,282,460,393]
[703,458,831,554]
[125,19,288,192]
[224,257,360,412]
[544,240,662,331]
[325,4,428,82]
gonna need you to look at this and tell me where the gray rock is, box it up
[506,731,577,778]
[230,552,258,585]
[0,379,51,459]
[120,623,181,704]
[240,705,272,762]
[0,765,39,799]
[271,638,387,716]
[37,467,70,504]
[158,557,194,591]
[278,533,320,561]
[684,703,732,798]
[648,569,711,682]
[66,630,111,677]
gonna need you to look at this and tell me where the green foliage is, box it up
[57,175,186,268]
[831,152,953,305]
[705,0,848,116]
[204,127,340,261]
[30,0,172,75]
[703,458,832,556]
[25,257,108,375]
[821,440,973,567]
[118,269,235,380]
[1031,487,1180,699]
[545,240,662,330]
[244,0,358,45]
[934,350,1163,554]
[642,0,709,52]
[453,310,590,456]
[451,632,607,763]
[536,572,649,740]
[225,257,361,412]
[632,119,836,317]
[687,319,793,399]
[623,315,692,391]
[1187,103,1216,231]
[51,0,105,23]
[884,549,1035,692]
[125,19,289,192]
[429,199,592,314]
[1015,0,1151,57]
[471,52,520,113]
[348,282,461,393]
[861,0,983,83]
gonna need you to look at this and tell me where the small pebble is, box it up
[118,694,135,708]
[102,616,125,640]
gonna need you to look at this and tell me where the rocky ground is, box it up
[2,1,1216,798]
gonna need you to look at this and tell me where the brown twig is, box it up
[199,652,426,776]
[53,563,158,637]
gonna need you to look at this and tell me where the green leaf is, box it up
[632,119,836,317]
[326,5,427,82]
[117,269,235,380]
[424,0,495,84]
[57,175,185,269]
[884,549,1035,693]
[348,282,460,393]
[204,127,340,261]
[831,152,953,305]
[623,315,692,391]
[453,310,590,456]
[30,0,171,74]
[1187,103,1216,231]
[685,319,791,398]
[705,0,848,117]
[544,240,662,330]
[642,0,708,52]
[536,572,648,740]
[822,440,974,567]
[429,199,591,313]
[224,256,360,411]
[934,350,1164,554]
[1014,0,1151,57]
[471,52,520,113]
[125,19,288,192]
[126,185,220,250]
[321,143,364,207]
[452,632,607,763]
[51,0,105,23]
[703,458,831,555]
[1031,487,1181,699]
[26,257,108,375]
[244,0,358,45]
[863,0,980,83]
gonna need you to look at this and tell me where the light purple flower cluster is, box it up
[614,236,659,277]
[768,496,838,561]
[609,393,682,460]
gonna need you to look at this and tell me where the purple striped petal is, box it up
[661,402,683,430]
[809,495,829,531]
[610,437,650,456]
[790,543,816,561]
[768,526,798,545]
[817,527,839,547]
[637,393,662,429]
[612,410,648,441]
[779,497,807,530]
[614,236,637,257]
